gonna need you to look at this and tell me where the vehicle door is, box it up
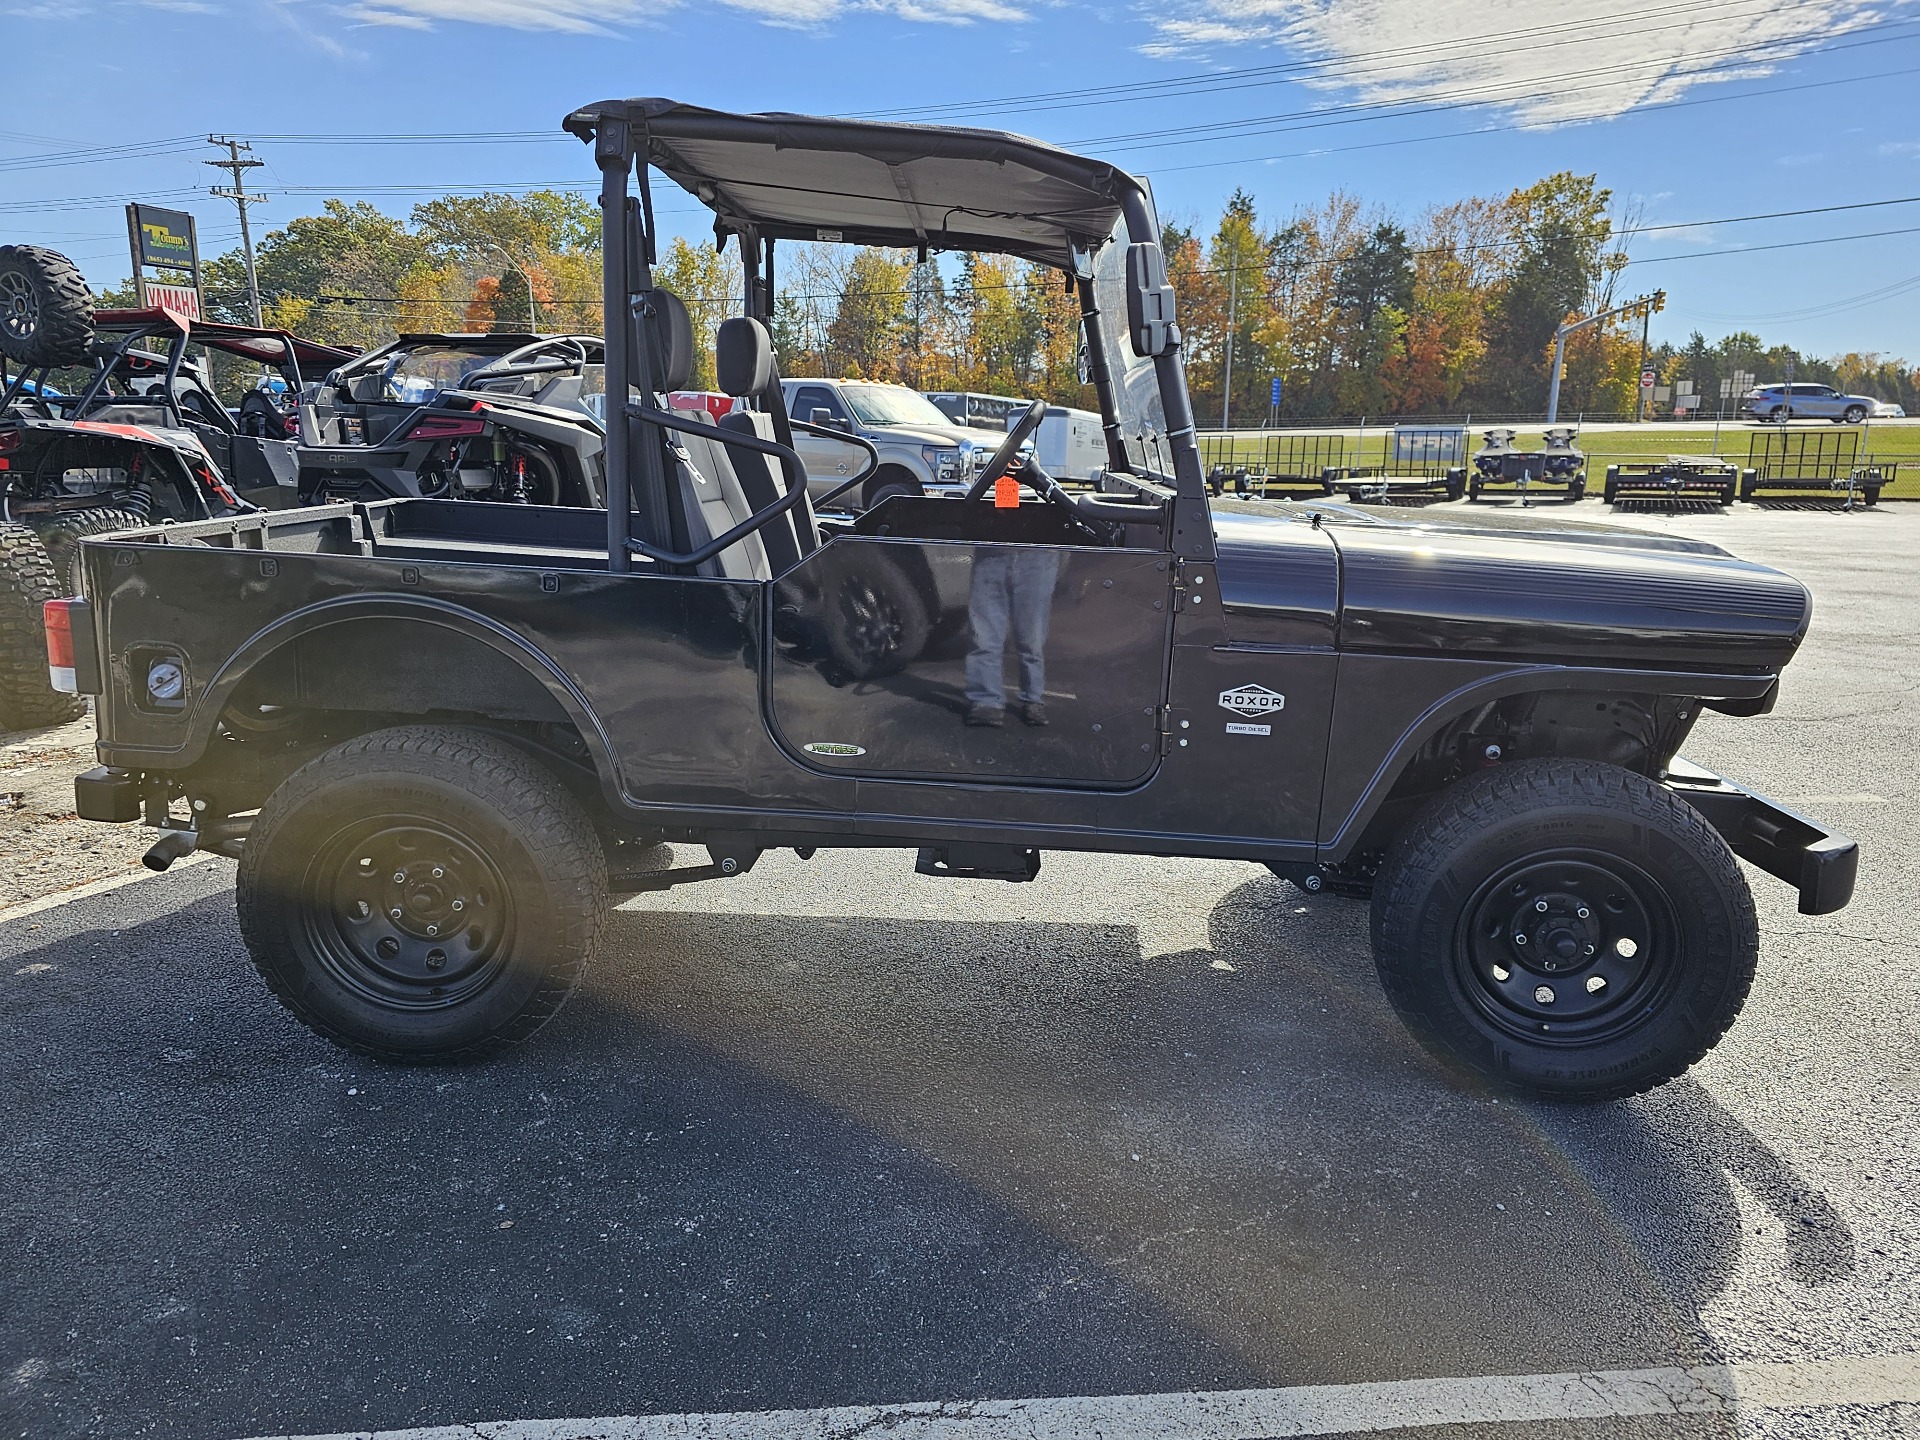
[1794,384,1835,419]
[765,518,1173,788]
[785,383,866,503]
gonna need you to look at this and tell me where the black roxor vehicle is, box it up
[52,100,1857,1103]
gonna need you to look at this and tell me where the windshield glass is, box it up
[1089,212,1170,476]
[375,344,510,404]
[840,384,954,429]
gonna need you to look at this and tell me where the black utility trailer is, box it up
[1741,430,1883,506]
[51,98,1857,1104]
[1327,425,1468,503]
[1602,453,1740,507]
[1201,432,1344,499]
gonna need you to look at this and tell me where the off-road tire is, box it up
[237,725,608,1061]
[0,522,84,731]
[1603,466,1619,504]
[822,553,930,680]
[1370,757,1757,1103]
[36,507,144,599]
[0,245,94,368]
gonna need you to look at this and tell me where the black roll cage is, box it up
[574,102,1213,576]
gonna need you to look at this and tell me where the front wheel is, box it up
[1370,758,1756,1102]
[1843,406,1867,424]
[237,725,608,1060]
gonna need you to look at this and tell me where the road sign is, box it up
[1640,370,1656,389]
[1270,376,1282,406]
[145,282,201,323]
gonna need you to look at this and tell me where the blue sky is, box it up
[4,0,1918,358]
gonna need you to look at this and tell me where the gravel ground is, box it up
[0,710,154,910]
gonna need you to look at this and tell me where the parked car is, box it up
[1739,383,1876,423]
[1870,400,1906,419]
[56,94,1857,1108]
[781,377,996,509]
[298,332,607,506]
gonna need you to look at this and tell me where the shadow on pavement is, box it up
[0,871,1854,1440]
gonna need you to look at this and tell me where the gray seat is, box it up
[714,315,816,576]
[642,290,768,582]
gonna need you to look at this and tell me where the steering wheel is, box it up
[964,398,1047,502]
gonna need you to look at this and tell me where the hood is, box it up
[864,422,980,449]
[1212,504,1811,673]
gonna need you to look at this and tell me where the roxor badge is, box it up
[1219,684,1285,717]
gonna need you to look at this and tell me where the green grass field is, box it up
[1198,423,1920,499]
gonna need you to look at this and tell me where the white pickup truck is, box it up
[780,378,995,510]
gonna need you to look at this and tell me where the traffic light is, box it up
[1651,289,1666,313]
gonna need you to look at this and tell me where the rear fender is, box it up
[181,597,625,803]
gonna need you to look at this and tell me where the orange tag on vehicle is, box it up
[993,473,1020,508]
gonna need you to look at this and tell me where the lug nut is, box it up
[1535,899,1549,912]
[1514,933,1528,945]
[451,899,464,912]
[389,907,403,920]
[432,867,444,879]
[393,871,405,884]
[1577,907,1590,919]
[1583,943,1596,956]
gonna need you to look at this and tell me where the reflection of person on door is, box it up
[965,547,1061,728]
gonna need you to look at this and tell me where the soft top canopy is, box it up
[93,309,357,371]
[563,97,1139,267]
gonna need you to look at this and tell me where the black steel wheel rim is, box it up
[0,271,37,344]
[836,574,904,669]
[300,817,515,1010]
[1453,850,1680,1046]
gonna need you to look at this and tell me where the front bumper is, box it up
[1665,757,1858,915]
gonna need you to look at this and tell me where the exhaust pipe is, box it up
[142,828,198,872]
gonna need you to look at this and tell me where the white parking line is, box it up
[233,1353,1919,1440]
[0,851,216,927]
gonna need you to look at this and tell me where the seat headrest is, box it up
[641,288,694,393]
[716,316,776,398]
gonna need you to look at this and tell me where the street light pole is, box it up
[1221,261,1238,431]
[1544,290,1665,424]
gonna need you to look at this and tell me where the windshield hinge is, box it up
[1171,557,1190,602]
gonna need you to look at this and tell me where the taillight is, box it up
[44,599,77,693]
[403,413,489,442]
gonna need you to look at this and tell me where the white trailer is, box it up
[1027,405,1106,482]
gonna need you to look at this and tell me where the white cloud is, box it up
[1136,0,1899,126]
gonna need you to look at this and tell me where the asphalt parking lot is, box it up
[2,500,1916,1440]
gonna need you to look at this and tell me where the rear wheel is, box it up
[1370,758,1756,1102]
[0,522,84,731]
[237,725,608,1060]
[0,245,93,367]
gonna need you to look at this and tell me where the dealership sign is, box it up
[126,203,204,318]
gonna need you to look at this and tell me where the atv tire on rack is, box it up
[0,245,95,369]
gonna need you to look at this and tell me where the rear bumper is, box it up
[1665,757,1858,915]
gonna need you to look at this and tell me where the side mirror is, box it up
[1125,241,1180,359]
[810,407,834,428]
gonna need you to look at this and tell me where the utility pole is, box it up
[1221,262,1238,430]
[206,136,267,326]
